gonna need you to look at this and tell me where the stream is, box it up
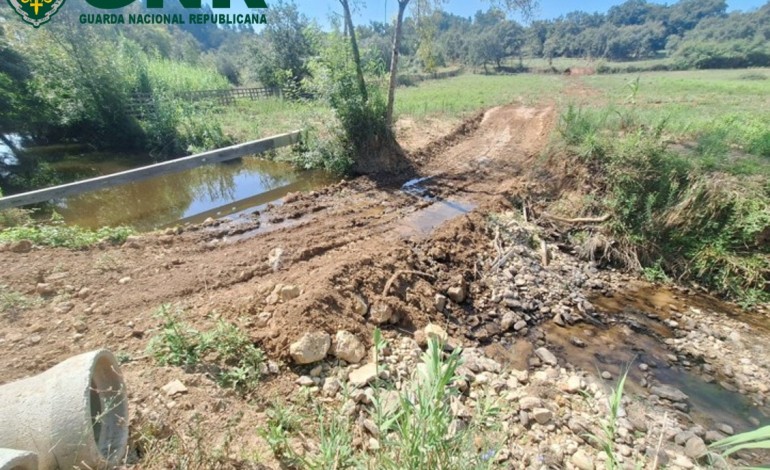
[0,140,335,231]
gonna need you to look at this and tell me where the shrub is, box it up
[148,305,264,392]
[558,105,770,303]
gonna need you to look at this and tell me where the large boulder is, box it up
[289,331,331,364]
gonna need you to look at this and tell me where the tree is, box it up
[385,0,536,126]
[251,1,316,90]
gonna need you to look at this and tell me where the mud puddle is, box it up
[398,176,476,238]
[546,285,770,433]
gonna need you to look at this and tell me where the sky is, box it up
[300,0,768,26]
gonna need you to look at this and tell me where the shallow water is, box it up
[546,284,770,433]
[1,142,335,231]
[51,157,334,231]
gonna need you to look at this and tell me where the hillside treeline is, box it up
[2,0,769,171]
[383,0,770,71]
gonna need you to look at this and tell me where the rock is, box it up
[255,311,272,328]
[704,430,726,444]
[514,320,528,331]
[434,294,448,312]
[349,363,378,387]
[638,363,649,372]
[309,365,323,377]
[715,423,734,436]
[651,384,689,403]
[566,375,585,393]
[279,284,301,301]
[684,436,707,460]
[352,295,368,316]
[672,455,694,469]
[323,378,341,397]
[601,371,612,380]
[534,347,557,366]
[674,431,695,446]
[447,285,466,303]
[333,331,366,364]
[77,287,91,298]
[553,313,566,327]
[501,312,516,331]
[118,277,131,285]
[424,324,448,344]
[289,331,331,364]
[570,336,586,348]
[571,450,594,470]
[161,380,188,397]
[519,396,542,411]
[296,376,315,387]
[10,240,32,253]
[36,283,55,296]
[370,302,393,325]
[531,408,553,425]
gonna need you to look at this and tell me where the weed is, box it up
[148,304,206,368]
[147,304,264,392]
[0,219,134,249]
[709,424,770,462]
[642,259,671,283]
[588,368,630,470]
[0,284,36,318]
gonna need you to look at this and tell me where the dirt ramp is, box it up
[419,105,556,175]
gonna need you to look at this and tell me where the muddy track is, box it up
[0,104,557,382]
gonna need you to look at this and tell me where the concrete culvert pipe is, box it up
[0,349,129,469]
[0,449,38,470]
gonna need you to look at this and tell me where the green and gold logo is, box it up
[6,0,67,27]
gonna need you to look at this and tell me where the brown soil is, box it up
[3,102,766,467]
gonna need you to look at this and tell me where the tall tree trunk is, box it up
[339,0,368,103]
[386,0,409,127]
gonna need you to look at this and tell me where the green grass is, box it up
[0,223,134,249]
[0,284,37,318]
[578,70,770,165]
[263,330,505,469]
[554,72,770,303]
[148,304,265,392]
[395,73,565,120]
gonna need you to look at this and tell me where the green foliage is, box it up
[0,284,37,317]
[302,33,389,174]
[558,96,770,302]
[148,305,264,391]
[262,333,504,469]
[710,424,770,461]
[0,216,134,249]
[588,369,630,470]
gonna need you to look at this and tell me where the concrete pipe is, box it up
[0,449,37,470]
[0,349,129,469]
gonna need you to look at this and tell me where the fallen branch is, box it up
[542,213,611,224]
[489,248,516,271]
[382,270,435,297]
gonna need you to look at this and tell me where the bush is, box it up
[558,105,770,303]
[301,33,390,174]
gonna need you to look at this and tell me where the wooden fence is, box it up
[127,86,280,116]
[0,130,302,211]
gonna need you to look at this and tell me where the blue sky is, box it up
[300,0,768,26]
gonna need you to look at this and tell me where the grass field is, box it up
[394,73,565,119]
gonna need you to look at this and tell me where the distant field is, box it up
[394,73,565,119]
[217,68,770,168]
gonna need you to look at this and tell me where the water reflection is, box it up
[52,157,335,231]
